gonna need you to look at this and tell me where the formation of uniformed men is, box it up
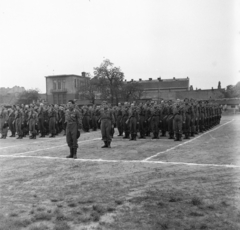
[113,98,222,142]
[0,98,222,155]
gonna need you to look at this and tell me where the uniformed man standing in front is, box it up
[65,100,82,159]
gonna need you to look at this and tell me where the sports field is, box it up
[0,114,240,230]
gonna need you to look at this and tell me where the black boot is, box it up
[107,141,111,148]
[102,141,108,148]
[66,148,73,158]
[73,148,77,159]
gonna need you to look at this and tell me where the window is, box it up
[74,79,77,88]
[58,81,61,90]
[53,81,57,90]
[62,81,65,89]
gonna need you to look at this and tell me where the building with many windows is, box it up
[45,72,89,104]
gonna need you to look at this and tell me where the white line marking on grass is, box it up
[0,131,101,150]
[0,155,240,168]
[143,119,234,161]
[0,136,65,149]
[10,138,101,156]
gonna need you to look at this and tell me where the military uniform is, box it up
[82,107,90,132]
[8,108,16,137]
[28,109,38,139]
[128,106,139,140]
[116,105,123,136]
[139,105,146,138]
[173,103,184,141]
[15,108,23,139]
[48,107,57,137]
[0,108,9,139]
[99,105,115,148]
[122,106,130,139]
[65,107,82,158]
[151,105,160,139]
[38,106,46,137]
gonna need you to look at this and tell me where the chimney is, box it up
[139,78,142,81]
[158,77,161,81]
[131,79,133,82]
[82,72,86,77]
[149,78,152,81]
[173,77,175,80]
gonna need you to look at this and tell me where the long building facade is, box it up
[45,74,225,105]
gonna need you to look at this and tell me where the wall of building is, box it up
[46,94,76,105]
[143,89,224,101]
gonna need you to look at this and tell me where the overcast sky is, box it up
[0,0,239,93]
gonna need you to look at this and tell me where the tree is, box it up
[16,89,39,105]
[224,82,240,98]
[78,73,97,104]
[94,59,124,104]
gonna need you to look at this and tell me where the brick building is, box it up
[128,77,225,101]
[45,72,89,104]
[134,77,189,100]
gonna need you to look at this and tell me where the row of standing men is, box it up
[0,99,222,146]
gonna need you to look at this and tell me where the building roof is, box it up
[45,74,84,78]
[128,78,189,90]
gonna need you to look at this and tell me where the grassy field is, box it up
[0,115,240,230]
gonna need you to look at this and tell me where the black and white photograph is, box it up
[0,0,240,229]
